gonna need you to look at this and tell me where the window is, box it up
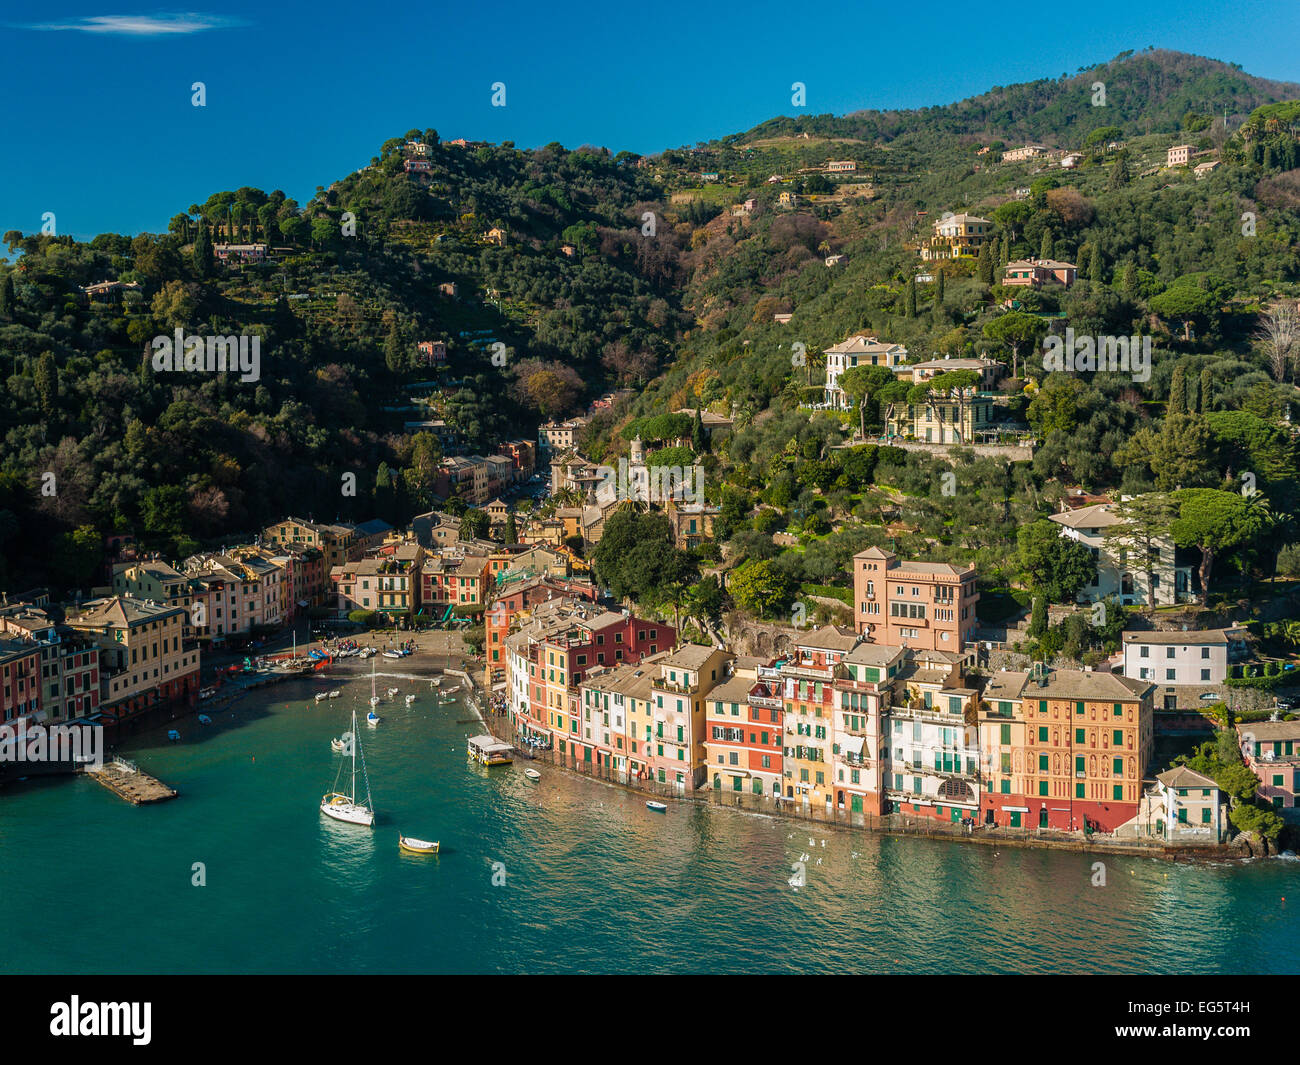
[1200,669,1210,681]
[1201,647,1210,659]
[1075,729,1085,745]
[1166,647,1176,659]
[1112,757,1123,776]
[1139,646,1149,658]
[1038,726,1048,742]
[1113,785,1123,800]
[1038,754,1048,771]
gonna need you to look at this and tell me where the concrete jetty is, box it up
[86,758,177,805]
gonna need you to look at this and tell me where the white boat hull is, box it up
[321,798,374,826]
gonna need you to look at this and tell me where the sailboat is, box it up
[321,710,374,826]
[368,658,381,708]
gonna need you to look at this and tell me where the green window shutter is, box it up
[1112,757,1123,776]
[1113,785,1123,800]
[1038,754,1048,771]
[1075,701,1084,715]
[1039,781,1048,796]
[1112,730,1123,746]
[1075,783,1085,798]
[1000,724,1011,745]
[1075,729,1085,744]
[1074,756,1084,774]
[1113,703,1122,716]
[1201,808,1210,823]
[1038,726,1048,742]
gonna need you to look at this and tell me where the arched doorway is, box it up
[1039,806,1049,828]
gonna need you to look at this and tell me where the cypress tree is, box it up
[1122,261,1138,298]
[934,268,946,306]
[0,271,13,319]
[193,219,213,278]
[977,241,994,285]
[904,276,916,318]
[1089,244,1103,285]
[999,233,1010,268]
[691,409,708,454]
[1039,227,1053,262]
[504,511,518,545]
[1168,364,1189,415]
[1199,367,1213,412]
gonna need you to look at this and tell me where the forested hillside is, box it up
[2,46,1299,601]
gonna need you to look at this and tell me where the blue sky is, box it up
[2,0,1298,239]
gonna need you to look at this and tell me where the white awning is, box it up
[1003,806,1029,813]
[842,735,866,755]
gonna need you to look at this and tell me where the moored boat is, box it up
[167,729,181,742]
[398,834,439,855]
[467,735,513,766]
[315,693,328,703]
[524,768,541,781]
[405,694,416,706]
[646,801,667,812]
[328,690,341,699]
[320,708,374,827]
[330,737,346,753]
[198,714,212,725]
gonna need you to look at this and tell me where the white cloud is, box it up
[17,12,247,36]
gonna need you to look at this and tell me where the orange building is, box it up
[852,547,979,651]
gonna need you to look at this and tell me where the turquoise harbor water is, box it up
[1,665,1298,974]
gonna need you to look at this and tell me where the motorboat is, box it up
[386,687,400,698]
[331,737,347,753]
[383,650,402,660]
[405,694,417,706]
[328,690,341,699]
[198,714,212,725]
[315,693,328,703]
[398,835,439,855]
[167,729,181,742]
[367,711,380,726]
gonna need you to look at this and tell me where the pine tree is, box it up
[904,276,916,318]
[1168,364,1189,415]
[193,219,213,278]
[977,242,994,285]
[1039,228,1054,262]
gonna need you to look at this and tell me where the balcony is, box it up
[749,694,783,711]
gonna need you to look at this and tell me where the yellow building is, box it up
[920,213,991,261]
[885,386,994,444]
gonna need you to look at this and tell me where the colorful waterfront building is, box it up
[648,644,734,792]
[976,670,1032,827]
[1236,720,1300,816]
[882,648,981,822]
[778,626,859,809]
[504,598,674,758]
[1020,669,1153,833]
[485,575,598,690]
[703,659,781,797]
[832,642,905,816]
[64,596,200,732]
[578,654,666,779]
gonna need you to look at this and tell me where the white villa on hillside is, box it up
[822,335,908,408]
[1048,501,1192,607]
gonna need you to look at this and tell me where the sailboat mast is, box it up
[352,710,357,798]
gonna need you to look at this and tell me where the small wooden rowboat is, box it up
[398,834,439,855]
[524,768,541,781]
[646,801,667,812]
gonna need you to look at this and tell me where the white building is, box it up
[822,335,908,408]
[1121,629,1248,687]
[1048,501,1192,607]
